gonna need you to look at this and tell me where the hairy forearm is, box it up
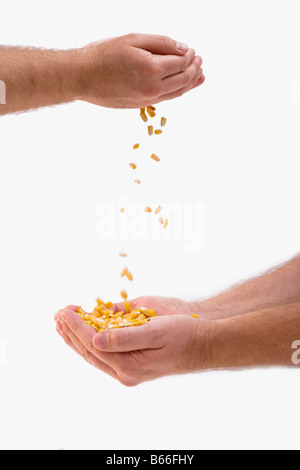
[0,46,83,115]
[195,255,300,320]
[202,302,300,370]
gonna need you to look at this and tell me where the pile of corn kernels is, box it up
[77,299,155,333]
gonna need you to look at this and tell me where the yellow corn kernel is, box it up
[159,217,164,224]
[148,125,153,136]
[164,219,169,229]
[120,207,125,213]
[161,117,167,127]
[78,306,86,316]
[147,107,156,118]
[140,108,148,122]
[134,179,141,184]
[121,267,128,278]
[155,205,162,215]
[192,314,199,319]
[124,300,131,313]
[126,270,133,281]
[133,143,140,150]
[119,252,127,258]
[145,207,152,213]
[129,163,137,170]
[151,154,161,162]
[105,302,113,309]
[140,308,155,317]
[154,130,163,135]
[120,290,128,300]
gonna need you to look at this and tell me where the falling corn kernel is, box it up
[119,252,127,258]
[151,154,160,162]
[155,205,162,215]
[159,217,164,224]
[140,108,148,122]
[120,208,125,213]
[155,130,163,135]
[161,117,167,127]
[124,300,131,313]
[192,314,199,319]
[121,267,128,278]
[145,207,152,213]
[148,125,153,136]
[129,163,137,170]
[133,144,140,150]
[147,107,156,118]
[134,179,141,184]
[126,270,133,281]
[164,219,169,229]
[120,290,128,300]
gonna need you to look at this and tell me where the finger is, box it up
[54,305,77,322]
[162,56,203,94]
[93,319,164,352]
[60,309,97,351]
[130,33,189,55]
[192,74,206,90]
[158,49,197,78]
[158,71,205,104]
[60,318,118,379]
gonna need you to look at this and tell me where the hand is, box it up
[78,33,205,108]
[54,297,211,386]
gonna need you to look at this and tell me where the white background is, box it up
[0,0,299,451]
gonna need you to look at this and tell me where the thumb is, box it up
[131,33,189,55]
[92,319,163,352]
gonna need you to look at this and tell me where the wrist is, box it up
[59,49,86,102]
[190,319,215,372]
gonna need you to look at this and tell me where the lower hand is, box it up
[55,297,211,386]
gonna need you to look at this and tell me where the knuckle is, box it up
[144,84,161,99]
[183,70,191,87]
[148,61,163,77]
[175,88,185,98]
[180,55,188,73]
[126,32,138,42]
[159,35,171,48]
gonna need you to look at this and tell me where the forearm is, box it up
[201,302,300,370]
[0,46,83,115]
[195,255,300,320]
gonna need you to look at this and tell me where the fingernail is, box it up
[177,42,188,53]
[93,332,108,350]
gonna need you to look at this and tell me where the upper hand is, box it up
[78,33,205,108]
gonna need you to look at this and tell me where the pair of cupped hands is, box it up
[55,33,206,386]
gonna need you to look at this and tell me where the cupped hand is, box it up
[79,33,205,108]
[55,298,211,386]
